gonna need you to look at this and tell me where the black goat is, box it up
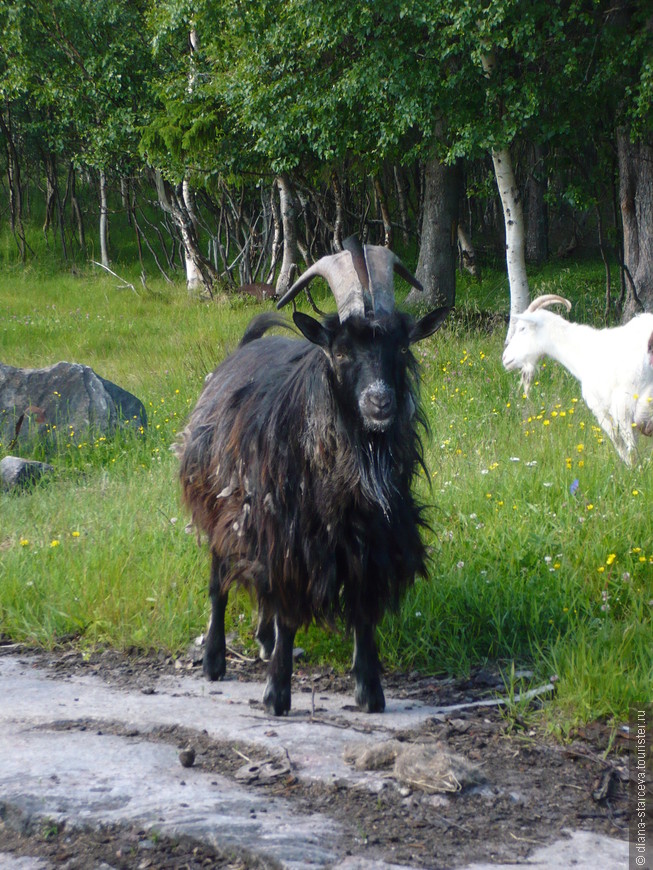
[176,238,450,715]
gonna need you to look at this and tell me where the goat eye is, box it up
[400,346,409,354]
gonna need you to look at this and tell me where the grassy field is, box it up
[1,250,651,732]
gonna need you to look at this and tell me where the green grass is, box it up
[0,249,651,732]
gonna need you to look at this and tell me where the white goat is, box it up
[502,295,653,464]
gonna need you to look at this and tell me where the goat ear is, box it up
[410,306,451,344]
[293,311,331,348]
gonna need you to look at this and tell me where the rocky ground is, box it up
[0,643,633,869]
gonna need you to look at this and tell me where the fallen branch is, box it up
[91,260,138,294]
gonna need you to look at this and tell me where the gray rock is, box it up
[0,362,147,446]
[0,456,54,491]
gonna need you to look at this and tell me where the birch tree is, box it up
[480,47,529,337]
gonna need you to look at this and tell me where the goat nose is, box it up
[370,391,393,414]
[360,382,396,430]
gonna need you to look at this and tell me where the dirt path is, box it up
[0,645,631,869]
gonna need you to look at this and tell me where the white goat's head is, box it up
[502,295,572,395]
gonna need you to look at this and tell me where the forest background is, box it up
[1,0,652,729]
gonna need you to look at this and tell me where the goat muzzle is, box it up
[359,381,397,431]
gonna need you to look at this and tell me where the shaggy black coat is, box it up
[177,307,448,714]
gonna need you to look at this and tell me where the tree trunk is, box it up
[182,177,203,293]
[492,146,530,337]
[0,109,28,261]
[617,130,653,317]
[68,164,86,253]
[99,170,110,268]
[405,156,460,308]
[524,142,548,265]
[332,171,344,251]
[393,165,410,246]
[457,225,479,277]
[266,181,282,283]
[481,47,530,337]
[275,173,300,295]
[373,174,392,247]
[153,170,218,297]
[43,153,57,237]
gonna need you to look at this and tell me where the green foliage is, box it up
[1,255,651,732]
[0,0,152,171]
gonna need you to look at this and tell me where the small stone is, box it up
[179,747,196,768]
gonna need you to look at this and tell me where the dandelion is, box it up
[606,553,617,566]
[586,503,594,511]
[71,531,80,538]
[50,540,60,548]
[632,489,640,497]
[20,538,29,547]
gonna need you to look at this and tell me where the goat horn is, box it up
[362,245,425,317]
[342,235,371,294]
[277,238,424,322]
[525,294,572,313]
[276,251,366,320]
[344,236,424,317]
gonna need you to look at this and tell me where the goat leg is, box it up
[203,550,229,681]
[255,601,275,661]
[263,614,296,716]
[352,622,385,713]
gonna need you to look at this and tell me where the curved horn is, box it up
[276,251,366,320]
[525,294,572,313]
[276,239,424,322]
[342,235,370,294]
[362,245,426,317]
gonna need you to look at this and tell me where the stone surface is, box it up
[0,653,630,870]
[0,362,146,446]
[0,456,54,490]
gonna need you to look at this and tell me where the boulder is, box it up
[0,456,54,490]
[0,362,147,447]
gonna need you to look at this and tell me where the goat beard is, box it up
[359,437,397,519]
[520,364,536,396]
[355,426,421,521]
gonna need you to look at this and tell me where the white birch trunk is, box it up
[182,177,202,294]
[481,48,530,339]
[99,170,110,268]
[182,28,203,295]
[492,147,530,338]
[275,173,299,295]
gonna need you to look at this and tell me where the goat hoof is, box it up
[355,682,385,714]
[263,680,291,716]
[203,650,226,681]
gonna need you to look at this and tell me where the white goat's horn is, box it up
[525,294,572,313]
